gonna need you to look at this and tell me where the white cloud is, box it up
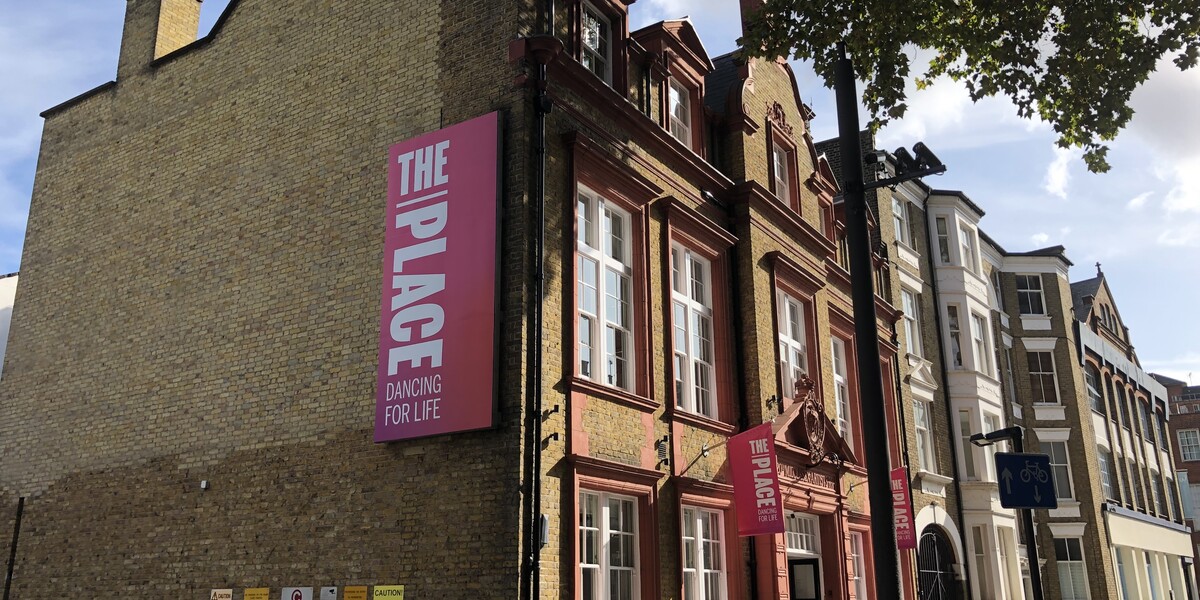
[1126,191,1152,211]
[1144,353,1200,385]
[1042,146,1076,199]
[1030,232,1050,245]
[1161,156,1200,214]
[1156,228,1200,247]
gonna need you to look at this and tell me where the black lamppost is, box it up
[971,426,1045,600]
[833,42,945,600]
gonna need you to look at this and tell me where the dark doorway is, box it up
[917,526,960,600]
[788,557,821,600]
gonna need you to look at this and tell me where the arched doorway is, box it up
[917,526,960,600]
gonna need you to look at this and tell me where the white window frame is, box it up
[668,78,692,147]
[947,305,964,368]
[990,269,1006,311]
[577,187,635,391]
[1098,448,1115,500]
[1178,429,1200,461]
[771,143,791,203]
[1027,351,1060,404]
[672,245,716,418]
[1015,274,1046,316]
[785,512,821,555]
[972,526,994,600]
[892,197,911,247]
[1085,365,1104,414]
[983,413,1002,481]
[777,291,809,398]
[1054,537,1090,600]
[580,2,612,84]
[1046,440,1074,500]
[850,532,868,600]
[971,312,992,376]
[959,409,977,480]
[901,288,922,357]
[959,224,978,273]
[831,337,852,445]
[935,216,951,264]
[682,506,726,600]
[580,490,639,600]
[914,398,935,472]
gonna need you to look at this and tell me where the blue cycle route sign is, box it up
[994,452,1058,509]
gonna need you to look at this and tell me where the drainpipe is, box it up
[921,199,973,595]
[725,197,759,600]
[524,2,554,600]
[3,497,24,600]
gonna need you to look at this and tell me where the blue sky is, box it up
[2,1,1197,383]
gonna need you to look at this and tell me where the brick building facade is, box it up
[1161,376,1200,574]
[0,1,916,599]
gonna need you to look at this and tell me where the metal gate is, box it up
[917,526,959,600]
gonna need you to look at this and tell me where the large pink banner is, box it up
[729,423,785,536]
[376,112,500,442]
[891,467,917,550]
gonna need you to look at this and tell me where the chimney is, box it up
[739,0,763,37]
[117,0,202,78]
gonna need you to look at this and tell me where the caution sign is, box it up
[372,586,404,599]
[211,590,233,600]
[343,587,368,600]
[244,590,269,600]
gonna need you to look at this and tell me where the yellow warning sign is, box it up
[372,586,404,599]
[243,589,270,600]
[343,587,368,600]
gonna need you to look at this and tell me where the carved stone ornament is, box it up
[766,102,794,138]
[795,375,826,465]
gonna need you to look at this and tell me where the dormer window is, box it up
[668,78,692,146]
[581,3,612,84]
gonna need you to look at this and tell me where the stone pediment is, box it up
[771,376,858,467]
[905,355,939,396]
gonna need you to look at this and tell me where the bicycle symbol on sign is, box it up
[1020,460,1050,484]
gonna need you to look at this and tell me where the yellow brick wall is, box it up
[0,1,533,597]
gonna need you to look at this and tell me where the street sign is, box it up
[994,452,1058,509]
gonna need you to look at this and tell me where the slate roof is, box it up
[1070,274,1103,322]
[704,51,740,116]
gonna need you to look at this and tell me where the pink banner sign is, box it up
[729,423,785,536]
[891,467,917,550]
[376,112,500,442]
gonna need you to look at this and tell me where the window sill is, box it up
[1019,314,1053,331]
[672,409,736,436]
[916,470,952,497]
[570,377,658,413]
[1032,403,1067,421]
